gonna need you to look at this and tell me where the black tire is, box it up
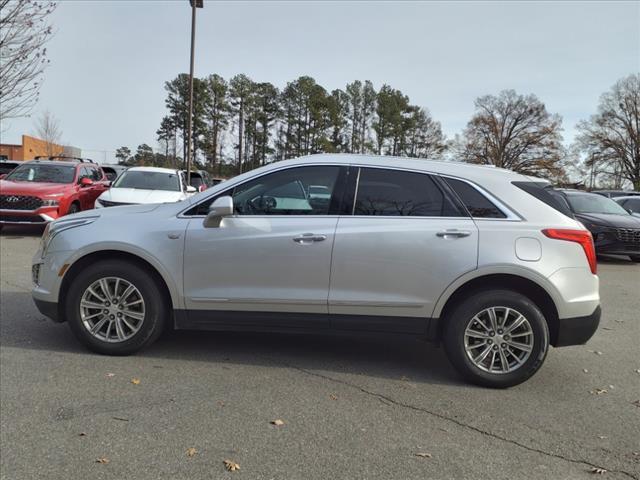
[65,260,167,355]
[442,289,549,388]
[67,202,80,215]
[629,255,640,263]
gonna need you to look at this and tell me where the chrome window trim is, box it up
[179,161,522,221]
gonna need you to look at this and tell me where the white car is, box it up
[95,167,196,208]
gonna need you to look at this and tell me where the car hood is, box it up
[0,179,72,196]
[575,212,640,228]
[99,188,185,204]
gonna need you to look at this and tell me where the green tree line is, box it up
[116,72,639,190]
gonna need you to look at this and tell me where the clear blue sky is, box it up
[1,0,638,162]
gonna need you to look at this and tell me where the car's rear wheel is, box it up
[65,260,166,355]
[443,289,549,388]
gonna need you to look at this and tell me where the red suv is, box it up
[0,158,109,227]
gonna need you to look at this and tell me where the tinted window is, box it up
[113,170,180,192]
[90,167,103,181]
[6,164,76,184]
[620,198,640,213]
[354,168,461,217]
[445,177,506,218]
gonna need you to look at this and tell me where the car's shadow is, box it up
[597,254,637,265]
[0,291,461,387]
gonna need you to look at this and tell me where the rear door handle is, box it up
[436,229,472,238]
[293,233,327,244]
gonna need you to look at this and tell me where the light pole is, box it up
[186,0,203,186]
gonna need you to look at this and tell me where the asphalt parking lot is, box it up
[1,226,639,480]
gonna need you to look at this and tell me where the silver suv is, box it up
[32,154,601,388]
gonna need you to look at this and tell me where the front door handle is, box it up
[293,233,327,244]
[436,229,472,238]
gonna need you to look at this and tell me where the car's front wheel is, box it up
[65,260,166,355]
[443,289,549,388]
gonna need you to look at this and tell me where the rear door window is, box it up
[353,168,462,217]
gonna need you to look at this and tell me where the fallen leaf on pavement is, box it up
[106,373,115,378]
[217,400,225,407]
[597,435,607,439]
[632,400,640,408]
[96,457,109,464]
[583,369,589,373]
[590,388,608,395]
[414,452,432,458]
[79,432,87,437]
[271,419,285,426]
[131,378,141,385]
[590,467,607,474]
[223,459,240,471]
[602,327,613,331]
[635,369,640,375]
[329,394,338,401]
[588,350,603,355]
[186,447,197,457]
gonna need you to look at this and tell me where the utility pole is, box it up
[186,0,203,185]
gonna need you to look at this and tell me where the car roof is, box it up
[276,153,540,183]
[126,166,179,174]
[614,195,640,201]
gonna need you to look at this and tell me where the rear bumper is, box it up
[554,305,601,347]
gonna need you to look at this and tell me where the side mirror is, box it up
[186,185,197,193]
[80,177,93,187]
[203,196,233,228]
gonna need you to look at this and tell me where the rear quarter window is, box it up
[444,177,506,218]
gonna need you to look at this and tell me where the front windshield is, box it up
[5,164,75,184]
[566,193,629,215]
[113,171,180,192]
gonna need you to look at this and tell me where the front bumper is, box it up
[32,249,74,322]
[0,207,60,225]
[592,230,640,256]
[554,305,601,347]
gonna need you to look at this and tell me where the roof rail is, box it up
[33,155,95,164]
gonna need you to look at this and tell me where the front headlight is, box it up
[41,199,59,207]
[40,216,99,258]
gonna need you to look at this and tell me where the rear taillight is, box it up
[542,229,597,274]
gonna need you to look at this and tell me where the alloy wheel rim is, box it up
[79,277,145,343]
[463,306,534,374]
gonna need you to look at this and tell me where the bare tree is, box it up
[457,90,564,178]
[34,109,62,156]
[0,1,57,123]
[576,74,640,190]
